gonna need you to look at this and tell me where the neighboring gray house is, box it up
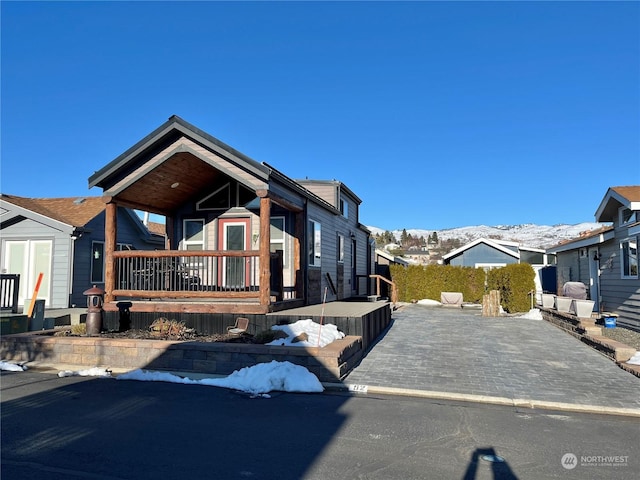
[548,186,639,329]
[443,238,554,269]
[443,237,556,299]
[0,195,164,308]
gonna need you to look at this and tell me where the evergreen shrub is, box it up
[486,263,536,313]
[389,262,535,313]
[389,264,485,303]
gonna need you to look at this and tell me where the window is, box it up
[621,237,638,278]
[340,198,348,218]
[91,242,104,283]
[620,207,637,226]
[197,184,231,210]
[337,233,345,263]
[197,183,258,210]
[270,216,285,265]
[183,219,205,250]
[308,220,321,267]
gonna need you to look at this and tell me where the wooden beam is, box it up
[103,301,269,315]
[101,195,168,216]
[112,250,258,258]
[111,290,261,299]
[259,196,271,306]
[104,201,117,302]
[165,216,174,250]
[255,189,303,213]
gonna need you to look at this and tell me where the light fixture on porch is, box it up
[171,182,180,189]
[593,252,601,261]
[350,232,356,240]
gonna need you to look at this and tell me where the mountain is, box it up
[367,222,608,249]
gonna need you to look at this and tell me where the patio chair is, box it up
[227,317,250,338]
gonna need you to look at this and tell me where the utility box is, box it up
[26,298,46,331]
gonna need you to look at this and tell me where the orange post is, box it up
[27,272,44,317]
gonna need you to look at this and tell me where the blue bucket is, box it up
[604,317,617,328]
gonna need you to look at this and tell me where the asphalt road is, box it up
[2,371,638,480]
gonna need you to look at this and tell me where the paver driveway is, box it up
[344,304,640,412]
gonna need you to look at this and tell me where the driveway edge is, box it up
[323,382,640,418]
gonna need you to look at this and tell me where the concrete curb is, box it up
[21,363,640,418]
[323,382,640,418]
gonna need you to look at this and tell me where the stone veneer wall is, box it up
[0,333,363,382]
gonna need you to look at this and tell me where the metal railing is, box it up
[111,250,294,301]
[0,274,20,313]
[370,274,398,305]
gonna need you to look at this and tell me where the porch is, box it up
[105,248,298,315]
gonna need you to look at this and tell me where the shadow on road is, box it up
[1,370,349,479]
[462,446,519,480]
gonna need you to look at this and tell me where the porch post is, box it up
[104,201,117,303]
[259,197,271,306]
[295,210,304,300]
[165,216,174,250]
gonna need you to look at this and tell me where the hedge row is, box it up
[487,263,536,313]
[389,263,535,313]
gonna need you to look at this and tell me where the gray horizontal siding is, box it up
[70,209,163,307]
[449,243,517,267]
[306,201,370,302]
[587,233,638,329]
[0,216,72,309]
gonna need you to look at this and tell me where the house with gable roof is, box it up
[0,194,164,309]
[548,186,639,329]
[87,115,374,322]
[442,237,556,299]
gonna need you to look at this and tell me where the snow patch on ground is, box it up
[517,308,543,320]
[117,360,323,394]
[626,352,640,366]
[267,319,344,347]
[0,361,27,372]
[416,299,442,306]
[58,367,112,377]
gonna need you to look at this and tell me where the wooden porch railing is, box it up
[112,250,282,300]
[370,274,398,305]
[0,274,20,313]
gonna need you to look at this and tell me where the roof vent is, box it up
[74,198,86,205]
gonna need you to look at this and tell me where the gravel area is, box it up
[602,325,640,351]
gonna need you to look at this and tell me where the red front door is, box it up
[217,218,250,288]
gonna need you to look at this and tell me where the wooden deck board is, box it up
[267,300,391,318]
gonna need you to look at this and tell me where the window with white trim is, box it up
[308,220,321,267]
[621,237,638,278]
[337,233,345,263]
[183,219,205,250]
[340,198,348,218]
[270,216,285,265]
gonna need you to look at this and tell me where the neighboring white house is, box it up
[0,195,164,308]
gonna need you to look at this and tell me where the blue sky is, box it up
[2,1,638,231]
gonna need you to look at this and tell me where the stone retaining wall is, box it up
[540,307,640,378]
[0,332,363,382]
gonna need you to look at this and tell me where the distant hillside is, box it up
[368,223,608,249]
